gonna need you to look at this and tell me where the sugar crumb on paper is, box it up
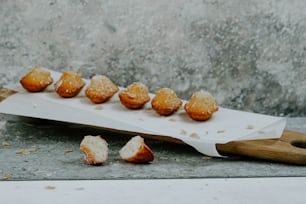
[32,103,38,108]
[74,187,85,191]
[108,100,117,104]
[180,129,187,135]
[168,118,176,122]
[95,105,103,110]
[45,185,56,190]
[189,132,200,139]
[246,124,255,129]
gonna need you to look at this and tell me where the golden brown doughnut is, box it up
[85,75,119,104]
[184,90,218,121]
[151,88,182,116]
[54,71,85,98]
[119,82,150,109]
[20,67,53,92]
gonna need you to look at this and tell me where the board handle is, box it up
[216,130,306,165]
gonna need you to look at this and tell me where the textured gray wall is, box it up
[1,0,306,116]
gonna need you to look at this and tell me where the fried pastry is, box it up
[85,75,119,104]
[151,88,182,116]
[119,136,154,163]
[80,135,108,165]
[20,67,53,92]
[184,90,218,121]
[119,82,150,109]
[54,71,85,98]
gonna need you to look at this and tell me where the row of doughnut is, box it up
[20,67,219,121]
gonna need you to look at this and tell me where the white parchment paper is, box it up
[0,69,287,157]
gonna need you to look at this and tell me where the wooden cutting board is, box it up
[216,130,306,165]
[143,129,306,165]
[1,88,306,165]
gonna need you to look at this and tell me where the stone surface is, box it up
[1,115,306,181]
[1,1,306,116]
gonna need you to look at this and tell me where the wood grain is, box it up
[216,130,306,165]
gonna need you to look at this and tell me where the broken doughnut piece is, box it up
[151,88,182,116]
[119,136,154,163]
[20,67,53,92]
[80,135,108,165]
[119,82,150,109]
[85,75,119,104]
[184,90,218,121]
[54,71,85,98]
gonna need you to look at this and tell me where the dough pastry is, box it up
[85,75,119,103]
[20,67,53,92]
[80,135,108,165]
[119,82,150,109]
[151,88,182,116]
[184,90,218,121]
[54,71,85,98]
[119,136,154,163]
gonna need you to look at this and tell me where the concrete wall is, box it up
[1,0,306,116]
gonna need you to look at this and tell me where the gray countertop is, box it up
[1,114,306,181]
